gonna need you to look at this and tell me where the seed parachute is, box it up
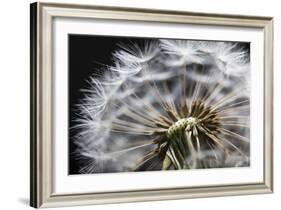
[72,39,250,173]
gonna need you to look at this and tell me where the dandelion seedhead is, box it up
[72,39,250,173]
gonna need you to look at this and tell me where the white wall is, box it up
[0,0,279,209]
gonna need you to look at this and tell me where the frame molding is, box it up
[30,2,273,208]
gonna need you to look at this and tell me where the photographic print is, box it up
[69,35,250,174]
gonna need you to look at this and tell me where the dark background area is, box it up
[68,34,250,174]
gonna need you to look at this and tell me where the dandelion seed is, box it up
[72,39,250,173]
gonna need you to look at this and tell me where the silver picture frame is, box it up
[30,2,273,208]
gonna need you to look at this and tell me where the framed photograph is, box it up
[30,2,273,208]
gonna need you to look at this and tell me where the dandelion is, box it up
[72,39,250,173]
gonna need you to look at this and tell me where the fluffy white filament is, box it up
[72,39,250,173]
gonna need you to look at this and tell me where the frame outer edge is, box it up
[42,1,54,207]
[36,1,274,22]
[264,18,274,192]
[30,2,38,208]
